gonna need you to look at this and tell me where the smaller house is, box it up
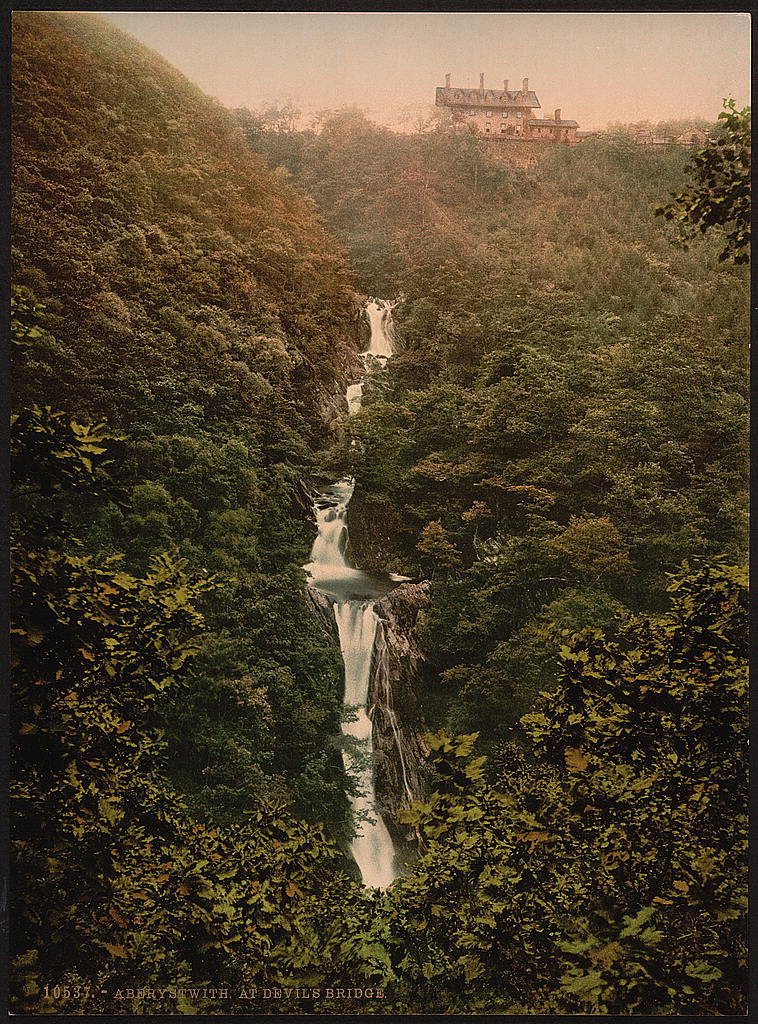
[635,131,674,146]
[675,127,712,147]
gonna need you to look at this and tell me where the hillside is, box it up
[12,11,366,844]
[239,107,749,743]
[13,13,358,424]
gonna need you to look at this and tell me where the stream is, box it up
[304,298,405,889]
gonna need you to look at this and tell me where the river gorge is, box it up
[304,299,426,888]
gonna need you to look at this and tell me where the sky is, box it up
[101,12,751,131]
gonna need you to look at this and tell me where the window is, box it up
[501,111,508,119]
[485,110,492,117]
[468,109,476,116]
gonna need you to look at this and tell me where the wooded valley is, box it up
[10,12,749,1016]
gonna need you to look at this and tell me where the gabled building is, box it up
[675,127,712,147]
[435,73,579,143]
[635,130,675,146]
[635,127,712,148]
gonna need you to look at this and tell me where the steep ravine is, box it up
[303,298,430,887]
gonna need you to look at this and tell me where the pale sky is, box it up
[100,12,751,131]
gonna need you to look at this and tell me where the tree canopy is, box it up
[656,99,751,263]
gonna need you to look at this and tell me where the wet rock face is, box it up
[314,295,366,437]
[369,581,431,840]
[304,587,340,645]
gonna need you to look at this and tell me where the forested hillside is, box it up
[12,11,365,832]
[238,106,749,748]
[10,11,748,1016]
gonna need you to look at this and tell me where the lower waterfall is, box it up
[304,297,404,889]
[334,602,396,889]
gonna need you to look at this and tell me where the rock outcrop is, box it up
[304,587,340,646]
[368,581,431,841]
[347,491,415,577]
[315,297,365,437]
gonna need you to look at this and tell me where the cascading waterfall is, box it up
[304,297,404,889]
[365,298,397,358]
[334,602,396,889]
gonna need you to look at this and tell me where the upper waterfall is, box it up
[365,298,397,359]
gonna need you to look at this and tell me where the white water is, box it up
[365,298,397,359]
[334,602,396,889]
[346,383,363,415]
[304,298,401,888]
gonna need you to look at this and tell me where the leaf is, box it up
[115,720,132,734]
[516,830,551,853]
[109,906,128,928]
[98,798,120,826]
[102,942,128,959]
[565,747,590,772]
[14,949,38,967]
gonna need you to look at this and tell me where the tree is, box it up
[388,561,747,1015]
[550,514,634,580]
[656,99,750,263]
[417,520,463,573]
[10,400,341,1016]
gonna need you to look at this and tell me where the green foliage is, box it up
[12,10,354,834]
[11,13,748,1016]
[379,563,747,1014]
[550,514,634,580]
[656,100,751,263]
[11,404,119,500]
[253,106,747,747]
[416,520,463,573]
[10,400,346,1016]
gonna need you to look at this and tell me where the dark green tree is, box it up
[656,99,750,263]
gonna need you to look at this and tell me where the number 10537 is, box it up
[43,985,92,999]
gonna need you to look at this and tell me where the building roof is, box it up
[530,118,579,128]
[636,132,675,144]
[675,129,711,143]
[436,86,541,109]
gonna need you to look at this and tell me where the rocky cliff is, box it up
[315,294,367,438]
[369,581,431,843]
[347,491,415,577]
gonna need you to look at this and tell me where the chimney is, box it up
[445,73,451,88]
[503,79,509,92]
[522,78,529,93]
[480,72,485,89]
[555,108,561,122]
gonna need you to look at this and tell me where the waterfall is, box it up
[365,298,397,359]
[334,602,396,889]
[304,297,402,889]
[346,382,363,416]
